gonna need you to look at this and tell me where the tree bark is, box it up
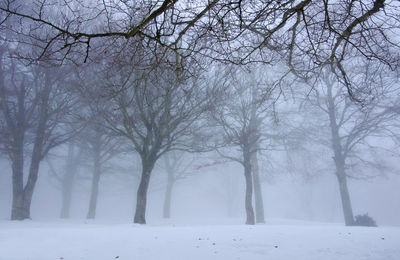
[251,151,265,223]
[60,143,80,219]
[19,152,42,220]
[134,159,155,224]
[335,161,355,226]
[11,140,44,221]
[163,170,174,218]
[10,140,26,220]
[60,177,74,219]
[327,82,355,226]
[24,144,43,211]
[10,84,49,220]
[11,195,30,220]
[87,142,101,219]
[243,149,255,225]
[9,89,28,220]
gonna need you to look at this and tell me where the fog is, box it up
[1,151,399,226]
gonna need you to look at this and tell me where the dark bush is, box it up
[354,213,377,227]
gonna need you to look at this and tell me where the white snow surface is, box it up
[0,218,399,260]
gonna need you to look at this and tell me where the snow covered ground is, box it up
[0,218,399,260]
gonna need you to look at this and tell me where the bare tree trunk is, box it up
[60,143,80,219]
[251,151,265,223]
[134,171,151,224]
[134,159,155,224]
[327,82,354,226]
[60,177,74,218]
[243,150,255,225]
[9,144,29,221]
[11,85,49,220]
[59,165,77,219]
[19,142,43,220]
[12,142,43,220]
[60,177,74,219]
[11,141,26,220]
[87,143,101,219]
[11,194,25,220]
[9,91,28,220]
[8,123,43,221]
[11,193,31,220]
[163,170,174,218]
[335,160,355,226]
[24,149,42,212]
[86,169,101,219]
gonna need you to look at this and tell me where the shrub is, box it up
[354,213,377,227]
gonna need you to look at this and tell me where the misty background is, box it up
[1,146,399,225]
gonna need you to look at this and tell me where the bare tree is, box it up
[95,56,216,224]
[0,46,78,220]
[303,66,398,225]
[212,66,281,225]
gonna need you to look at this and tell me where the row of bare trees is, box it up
[1,58,399,225]
[1,43,399,225]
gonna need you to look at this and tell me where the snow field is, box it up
[0,219,399,260]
